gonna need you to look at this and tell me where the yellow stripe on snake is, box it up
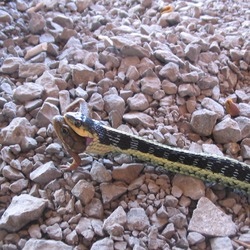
[52,103,250,194]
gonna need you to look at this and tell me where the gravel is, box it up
[0,0,250,249]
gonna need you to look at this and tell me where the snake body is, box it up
[62,111,250,194]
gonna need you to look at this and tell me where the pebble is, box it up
[30,161,62,185]
[0,194,47,232]
[112,163,144,184]
[127,208,150,231]
[213,117,242,144]
[188,197,237,236]
[190,109,218,136]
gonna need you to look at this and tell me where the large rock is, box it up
[0,194,47,232]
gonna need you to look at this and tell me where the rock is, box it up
[85,198,104,219]
[19,63,47,78]
[123,112,155,128]
[190,109,218,136]
[76,0,92,12]
[103,206,127,234]
[90,161,112,183]
[23,239,72,250]
[202,144,224,156]
[162,223,175,238]
[71,180,95,205]
[28,12,46,34]
[154,50,184,66]
[0,194,47,232]
[100,183,127,204]
[71,64,96,86]
[103,94,125,116]
[53,14,73,29]
[162,80,178,95]
[75,217,95,242]
[1,57,24,74]
[210,237,233,250]
[127,93,149,111]
[185,44,201,63]
[241,138,250,159]
[158,12,181,27]
[127,208,150,231]
[178,84,199,97]
[30,161,62,185]
[201,97,225,119]
[35,71,59,99]
[89,93,104,111]
[0,117,36,147]
[36,102,60,128]
[112,163,144,184]
[188,197,237,236]
[0,10,13,23]
[121,44,150,58]
[9,178,29,193]
[197,75,219,90]
[140,69,161,95]
[213,117,241,144]
[180,71,199,83]
[187,232,205,245]
[46,223,62,240]
[172,174,205,200]
[2,165,25,180]
[159,62,179,82]
[126,65,140,81]
[238,103,250,118]
[90,237,114,250]
[169,213,188,229]
[13,82,44,103]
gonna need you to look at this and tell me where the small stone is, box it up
[9,179,29,193]
[140,70,161,95]
[103,206,126,234]
[30,161,62,185]
[126,65,140,81]
[185,44,201,63]
[19,63,47,78]
[158,12,181,27]
[213,117,241,144]
[121,44,150,59]
[104,94,125,116]
[112,163,144,184]
[85,198,104,219]
[46,223,62,240]
[172,174,205,200]
[159,62,179,82]
[13,83,44,103]
[0,10,13,23]
[188,197,237,236]
[90,237,114,250]
[127,208,150,231]
[0,194,47,232]
[28,12,45,34]
[190,109,218,136]
[90,161,112,183]
[178,84,199,97]
[162,223,175,238]
[23,239,72,250]
[202,144,223,156]
[71,180,95,205]
[210,237,233,250]
[201,97,225,119]
[100,183,127,204]
[89,93,104,111]
[36,102,60,128]
[71,64,96,86]
[127,93,149,111]
[162,80,177,95]
[238,103,250,118]
[2,165,24,180]
[180,71,199,83]
[123,112,155,129]
[187,232,205,245]
[154,50,184,66]
[1,57,24,74]
[197,75,219,90]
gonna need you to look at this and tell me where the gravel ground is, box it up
[0,0,250,249]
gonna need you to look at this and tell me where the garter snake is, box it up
[58,108,250,194]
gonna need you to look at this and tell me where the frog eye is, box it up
[61,127,69,136]
[74,120,82,128]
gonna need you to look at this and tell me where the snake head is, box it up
[63,112,97,139]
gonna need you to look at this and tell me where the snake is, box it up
[52,101,250,194]
[62,112,250,194]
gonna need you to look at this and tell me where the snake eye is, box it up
[61,127,69,136]
[74,120,82,128]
